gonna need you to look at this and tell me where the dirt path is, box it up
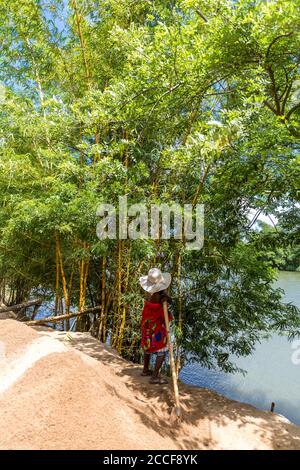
[1,318,300,450]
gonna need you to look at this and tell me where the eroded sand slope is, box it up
[1,318,300,450]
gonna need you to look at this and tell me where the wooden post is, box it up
[162,301,181,418]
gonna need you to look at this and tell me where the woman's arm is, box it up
[160,290,172,304]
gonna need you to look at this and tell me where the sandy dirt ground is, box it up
[0,317,300,450]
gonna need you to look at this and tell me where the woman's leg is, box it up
[153,352,165,377]
[153,352,166,378]
[141,352,152,375]
[149,351,168,383]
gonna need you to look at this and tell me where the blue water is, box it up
[180,271,300,424]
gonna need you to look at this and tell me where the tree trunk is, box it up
[0,299,42,314]
[27,306,101,325]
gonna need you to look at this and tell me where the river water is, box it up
[180,271,300,424]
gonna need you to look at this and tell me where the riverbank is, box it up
[1,318,300,450]
[179,271,300,425]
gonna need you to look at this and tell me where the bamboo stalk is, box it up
[56,235,68,311]
[117,244,131,353]
[102,289,111,343]
[56,233,71,329]
[98,257,107,341]
[112,240,122,347]
[83,257,89,305]
[66,269,74,330]
[175,253,183,377]
[24,37,51,147]
[79,259,84,309]
[55,237,60,316]
[71,0,91,86]
[162,301,181,419]
[78,242,90,331]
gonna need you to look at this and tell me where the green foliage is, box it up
[0,0,299,369]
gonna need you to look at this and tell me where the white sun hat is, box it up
[139,267,171,294]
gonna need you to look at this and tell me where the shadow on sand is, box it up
[35,327,300,450]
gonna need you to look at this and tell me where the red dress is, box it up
[141,301,173,353]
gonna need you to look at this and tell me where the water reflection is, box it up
[180,271,300,424]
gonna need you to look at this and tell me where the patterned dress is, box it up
[141,300,173,353]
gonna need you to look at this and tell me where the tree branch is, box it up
[265,32,293,59]
[281,82,293,113]
[0,299,42,314]
[195,9,208,23]
[266,66,281,114]
[286,102,300,120]
[264,99,278,115]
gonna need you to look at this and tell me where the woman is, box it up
[139,268,173,384]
